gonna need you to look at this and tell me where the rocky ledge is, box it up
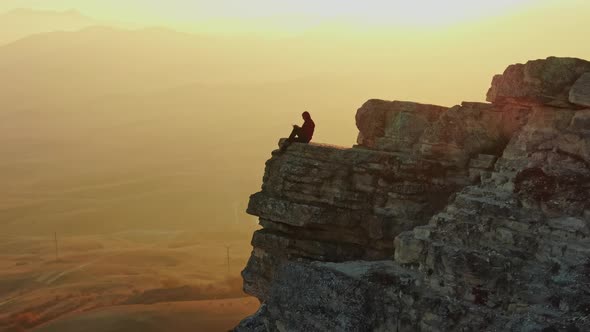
[236,57,590,332]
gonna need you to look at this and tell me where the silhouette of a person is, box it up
[280,111,315,152]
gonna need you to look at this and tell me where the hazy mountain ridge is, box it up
[0,8,99,45]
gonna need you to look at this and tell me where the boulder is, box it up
[356,99,447,151]
[418,102,530,166]
[487,57,590,107]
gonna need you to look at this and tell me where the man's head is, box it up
[302,111,311,121]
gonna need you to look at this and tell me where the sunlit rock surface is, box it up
[486,56,590,108]
[236,57,590,332]
[356,100,447,152]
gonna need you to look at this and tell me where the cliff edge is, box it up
[237,57,590,332]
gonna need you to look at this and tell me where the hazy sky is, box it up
[0,0,589,238]
[0,0,577,33]
[0,0,534,20]
[1,0,589,103]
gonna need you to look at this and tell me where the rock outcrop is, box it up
[487,56,590,108]
[236,57,590,332]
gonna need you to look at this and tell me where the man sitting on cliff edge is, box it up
[279,111,315,153]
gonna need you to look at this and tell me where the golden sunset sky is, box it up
[1,0,589,142]
[5,0,535,23]
[1,0,588,36]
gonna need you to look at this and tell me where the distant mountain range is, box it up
[0,15,390,234]
[0,8,100,45]
[0,22,378,111]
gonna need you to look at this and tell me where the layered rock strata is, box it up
[237,57,590,331]
[244,140,467,300]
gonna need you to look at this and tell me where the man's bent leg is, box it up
[288,126,301,141]
[280,127,300,153]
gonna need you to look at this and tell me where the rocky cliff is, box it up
[236,57,590,332]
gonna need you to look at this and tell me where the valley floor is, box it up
[0,230,258,331]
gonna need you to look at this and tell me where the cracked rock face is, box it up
[236,57,590,332]
[243,144,466,300]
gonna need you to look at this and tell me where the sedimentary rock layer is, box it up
[243,142,470,299]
